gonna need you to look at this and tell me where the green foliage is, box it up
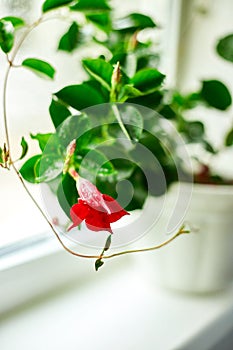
[42,0,74,12]
[130,69,165,94]
[200,80,232,110]
[22,58,56,79]
[19,155,41,183]
[19,137,28,160]
[70,0,111,12]
[49,98,71,128]
[114,13,156,33]
[55,82,107,111]
[15,0,233,217]
[0,19,14,53]
[216,34,233,63]
[30,133,53,151]
[58,22,80,52]
[2,17,25,28]
[225,128,233,146]
[86,13,111,32]
[57,173,77,217]
[95,258,104,271]
[82,58,113,91]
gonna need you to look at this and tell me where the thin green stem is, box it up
[111,103,131,141]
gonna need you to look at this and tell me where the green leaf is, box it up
[128,91,163,109]
[19,137,28,160]
[159,105,176,120]
[216,34,233,63]
[104,235,111,251]
[82,58,113,91]
[130,69,165,94]
[19,155,41,183]
[185,121,205,142]
[58,22,79,52]
[74,148,116,183]
[71,0,111,12]
[42,0,73,12]
[0,19,14,53]
[49,98,71,128]
[57,114,91,147]
[22,58,55,79]
[57,173,77,217]
[35,154,63,182]
[95,258,104,271]
[118,84,142,102]
[86,13,111,32]
[2,17,25,28]
[202,140,217,154]
[114,13,156,33]
[30,133,53,151]
[200,80,232,110]
[225,128,233,146]
[55,82,107,111]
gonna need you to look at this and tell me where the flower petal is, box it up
[102,194,130,223]
[85,207,113,233]
[68,200,89,231]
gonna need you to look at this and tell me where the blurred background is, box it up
[0,1,233,349]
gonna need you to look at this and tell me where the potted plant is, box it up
[0,0,191,271]
[149,32,233,293]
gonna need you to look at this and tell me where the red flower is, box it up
[68,176,129,233]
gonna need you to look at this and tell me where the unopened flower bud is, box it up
[63,139,76,174]
[111,61,121,89]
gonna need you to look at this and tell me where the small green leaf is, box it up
[57,173,77,217]
[118,84,142,102]
[2,17,25,28]
[22,58,55,79]
[19,137,28,160]
[114,13,156,33]
[95,258,104,271]
[86,13,111,32]
[225,128,233,146]
[0,19,14,53]
[202,140,217,154]
[35,154,63,182]
[20,155,41,183]
[58,22,79,52]
[71,0,111,12]
[42,0,73,12]
[216,34,233,63]
[131,69,165,94]
[49,98,71,128]
[104,235,111,251]
[200,80,232,110]
[30,133,53,151]
[55,82,107,111]
[57,114,91,147]
[82,58,113,91]
[185,121,205,142]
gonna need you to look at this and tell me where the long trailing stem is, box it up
[103,226,189,259]
[2,12,187,263]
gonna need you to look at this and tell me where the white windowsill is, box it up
[1,258,233,350]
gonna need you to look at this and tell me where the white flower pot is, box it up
[149,183,233,293]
